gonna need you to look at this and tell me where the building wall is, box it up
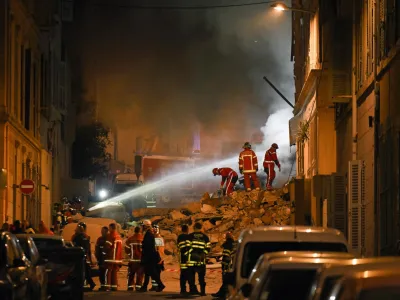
[0,0,45,226]
[357,92,375,256]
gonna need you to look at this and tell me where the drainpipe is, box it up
[351,0,357,161]
[373,0,381,256]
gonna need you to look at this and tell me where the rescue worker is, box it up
[187,222,211,296]
[149,225,165,291]
[95,226,109,291]
[65,209,73,224]
[138,220,165,292]
[238,142,260,192]
[212,167,238,196]
[212,232,236,299]
[125,226,144,291]
[104,223,123,291]
[263,143,281,191]
[177,224,194,295]
[72,223,96,291]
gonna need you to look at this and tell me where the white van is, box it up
[226,226,349,290]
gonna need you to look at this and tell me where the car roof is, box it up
[238,226,347,244]
[261,251,354,260]
[318,257,400,277]
[268,257,352,269]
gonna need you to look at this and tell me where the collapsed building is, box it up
[132,189,294,264]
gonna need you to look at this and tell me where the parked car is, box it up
[0,231,39,300]
[230,251,354,300]
[328,268,400,300]
[248,256,353,300]
[16,235,48,300]
[309,257,400,300]
[28,234,85,300]
[225,226,350,293]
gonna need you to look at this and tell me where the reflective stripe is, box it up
[104,259,123,263]
[264,160,274,163]
[128,259,141,262]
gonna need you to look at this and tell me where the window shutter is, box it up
[379,0,386,60]
[348,160,366,255]
[329,174,347,237]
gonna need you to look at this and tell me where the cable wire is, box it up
[88,0,277,10]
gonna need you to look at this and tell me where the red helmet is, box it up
[271,143,279,149]
[212,168,219,176]
[225,232,233,240]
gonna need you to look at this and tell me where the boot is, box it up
[200,284,206,296]
[156,283,165,292]
[189,286,200,295]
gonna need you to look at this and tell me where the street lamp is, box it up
[271,2,315,15]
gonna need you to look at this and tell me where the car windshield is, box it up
[241,242,348,278]
[17,238,30,259]
[259,269,318,300]
[358,287,400,300]
[32,238,64,251]
[320,275,342,299]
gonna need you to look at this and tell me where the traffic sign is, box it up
[20,179,35,195]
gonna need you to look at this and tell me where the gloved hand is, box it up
[239,169,243,174]
[264,168,267,173]
[256,167,258,172]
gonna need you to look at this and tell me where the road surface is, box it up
[85,264,221,299]
[85,291,214,299]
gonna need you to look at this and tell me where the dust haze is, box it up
[67,0,294,163]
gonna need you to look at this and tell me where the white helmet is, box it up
[142,219,152,226]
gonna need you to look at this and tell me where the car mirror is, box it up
[241,283,253,298]
[224,271,235,286]
[12,258,26,267]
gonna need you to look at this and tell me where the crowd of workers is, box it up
[213,142,281,195]
[67,218,235,297]
[1,219,54,235]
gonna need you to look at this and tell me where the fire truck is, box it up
[140,155,199,206]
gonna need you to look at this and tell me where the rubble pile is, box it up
[132,189,294,264]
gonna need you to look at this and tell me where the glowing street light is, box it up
[98,189,108,199]
[271,3,288,11]
[271,2,315,15]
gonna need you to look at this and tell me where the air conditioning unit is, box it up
[348,160,366,256]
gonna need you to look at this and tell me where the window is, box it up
[297,141,304,176]
[241,242,348,278]
[259,269,318,300]
[20,45,24,122]
[320,275,342,300]
[24,49,31,130]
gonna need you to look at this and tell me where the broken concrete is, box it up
[131,188,294,265]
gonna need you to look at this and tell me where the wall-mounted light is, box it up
[271,2,315,15]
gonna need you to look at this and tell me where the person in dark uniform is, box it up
[187,222,211,296]
[95,226,109,291]
[72,222,96,290]
[177,224,194,295]
[138,220,165,292]
[212,232,236,299]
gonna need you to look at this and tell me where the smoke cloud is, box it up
[67,0,294,164]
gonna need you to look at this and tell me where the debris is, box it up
[132,188,293,264]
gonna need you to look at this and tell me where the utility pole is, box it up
[263,76,294,109]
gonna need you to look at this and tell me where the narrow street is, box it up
[85,291,212,300]
[85,264,221,299]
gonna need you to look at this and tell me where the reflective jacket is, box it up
[221,239,236,273]
[154,232,165,262]
[95,236,108,266]
[177,233,191,269]
[263,147,280,168]
[187,232,211,266]
[125,233,143,262]
[105,232,123,264]
[218,168,238,187]
[239,149,258,173]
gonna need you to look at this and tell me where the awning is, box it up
[289,106,305,146]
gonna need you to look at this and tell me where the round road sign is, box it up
[20,179,35,195]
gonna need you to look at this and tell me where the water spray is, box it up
[88,151,268,211]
